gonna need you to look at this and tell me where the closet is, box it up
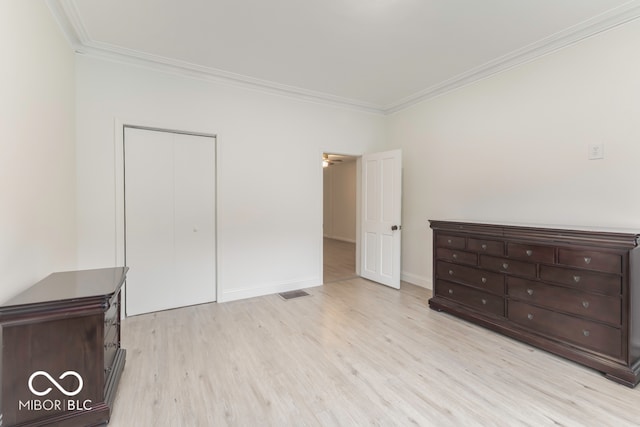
[124,127,216,316]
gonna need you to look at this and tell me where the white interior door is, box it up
[125,127,216,316]
[360,149,402,288]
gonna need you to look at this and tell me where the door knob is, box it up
[391,225,401,231]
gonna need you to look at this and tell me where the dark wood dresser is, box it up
[429,220,640,387]
[0,267,127,426]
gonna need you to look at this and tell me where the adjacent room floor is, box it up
[323,237,356,283]
[109,279,640,426]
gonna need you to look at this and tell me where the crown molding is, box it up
[384,1,640,114]
[47,0,640,116]
[45,0,385,115]
[81,40,386,114]
[46,0,89,47]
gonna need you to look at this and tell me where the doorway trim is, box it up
[114,119,218,316]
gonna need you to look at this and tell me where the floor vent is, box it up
[279,290,310,300]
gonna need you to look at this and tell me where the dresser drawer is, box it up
[436,234,466,249]
[507,277,621,326]
[436,248,477,266]
[508,300,622,358]
[436,261,504,294]
[479,255,537,278]
[436,280,504,316]
[104,300,119,336]
[539,265,621,296]
[468,238,504,256]
[558,249,622,274]
[104,322,119,370]
[507,243,555,264]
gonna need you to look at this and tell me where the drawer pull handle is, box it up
[448,289,454,294]
[448,270,454,276]
[481,298,487,305]
[573,275,581,283]
[527,313,534,320]
[582,301,590,309]
[447,239,452,244]
[481,244,487,250]
[584,257,592,264]
[452,253,458,259]
[481,277,487,284]
[502,263,509,269]
[525,250,533,256]
[527,289,534,296]
[583,330,590,337]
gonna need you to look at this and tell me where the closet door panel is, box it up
[173,132,216,307]
[124,128,176,316]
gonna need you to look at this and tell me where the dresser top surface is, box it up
[429,220,640,248]
[430,219,640,235]
[1,267,128,309]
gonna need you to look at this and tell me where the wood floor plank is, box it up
[109,279,640,426]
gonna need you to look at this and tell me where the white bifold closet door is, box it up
[124,127,216,316]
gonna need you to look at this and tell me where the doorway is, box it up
[322,153,358,283]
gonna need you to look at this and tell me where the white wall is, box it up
[0,2,76,303]
[16,5,633,302]
[388,18,640,289]
[75,57,386,302]
[323,161,357,242]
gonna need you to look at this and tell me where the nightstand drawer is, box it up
[508,300,622,359]
[436,280,504,316]
[558,249,622,274]
[539,265,621,296]
[436,261,504,294]
[507,277,621,326]
[104,300,119,336]
[104,322,119,369]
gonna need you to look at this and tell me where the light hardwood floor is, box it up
[109,279,640,426]
[323,238,356,283]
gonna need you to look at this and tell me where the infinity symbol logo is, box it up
[28,371,84,397]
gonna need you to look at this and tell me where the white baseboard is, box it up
[323,235,356,244]
[218,277,323,302]
[401,272,432,290]
[218,271,430,302]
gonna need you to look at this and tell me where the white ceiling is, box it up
[49,0,640,114]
